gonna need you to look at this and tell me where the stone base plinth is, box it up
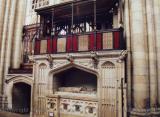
[0,95,3,109]
[130,108,160,117]
[0,95,8,110]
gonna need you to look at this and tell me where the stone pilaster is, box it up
[32,63,47,117]
[4,0,17,73]
[146,0,158,110]
[0,0,6,50]
[0,0,11,95]
[130,0,150,116]
[124,0,132,112]
[153,0,160,107]
[12,0,26,69]
[0,0,6,98]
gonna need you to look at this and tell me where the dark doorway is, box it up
[12,82,31,114]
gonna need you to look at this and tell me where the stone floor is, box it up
[0,111,29,117]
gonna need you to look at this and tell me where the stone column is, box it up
[146,0,158,109]
[4,0,17,73]
[124,0,132,111]
[0,0,11,94]
[130,0,150,115]
[32,63,47,117]
[153,0,160,107]
[12,0,26,69]
[0,0,6,49]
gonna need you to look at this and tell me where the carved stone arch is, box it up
[49,63,98,77]
[101,61,115,68]
[39,63,47,68]
[12,82,32,113]
[37,63,48,84]
[6,75,33,85]
[5,75,33,114]
[47,63,99,95]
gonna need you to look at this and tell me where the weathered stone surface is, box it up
[0,111,29,117]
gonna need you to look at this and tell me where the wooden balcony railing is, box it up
[34,28,125,55]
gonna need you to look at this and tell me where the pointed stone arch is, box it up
[12,82,31,113]
[47,63,99,95]
[101,61,115,68]
[39,63,47,68]
[6,75,33,85]
[5,75,33,115]
[49,63,98,77]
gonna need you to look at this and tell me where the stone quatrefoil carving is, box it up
[59,99,97,116]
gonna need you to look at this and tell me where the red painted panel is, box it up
[66,36,72,52]
[52,37,57,53]
[114,32,120,49]
[89,33,95,51]
[72,35,78,52]
[47,39,52,53]
[96,33,102,50]
[34,40,40,54]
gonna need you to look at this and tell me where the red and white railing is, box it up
[34,29,124,55]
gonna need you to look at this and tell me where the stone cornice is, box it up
[29,50,127,61]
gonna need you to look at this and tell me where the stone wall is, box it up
[124,0,160,116]
[31,51,126,117]
[0,0,27,97]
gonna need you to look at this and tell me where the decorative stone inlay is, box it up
[47,97,58,112]
[52,61,69,69]
[47,96,98,117]
[59,98,98,117]
[75,60,95,70]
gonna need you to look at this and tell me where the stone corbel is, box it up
[47,54,53,69]
[90,51,99,68]
[28,55,36,64]
[117,50,128,63]
[66,54,74,63]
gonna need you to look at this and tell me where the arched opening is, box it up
[53,67,97,96]
[12,82,31,114]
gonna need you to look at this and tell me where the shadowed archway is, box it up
[12,82,31,114]
[53,67,97,94]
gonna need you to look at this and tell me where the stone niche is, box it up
[53,67,97,97]
[47,67,98,117]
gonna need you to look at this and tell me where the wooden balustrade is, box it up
[34,29,124,55]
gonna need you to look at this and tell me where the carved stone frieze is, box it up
[75,60,95,70]
[60,98,98,117]
[52,61,70,70]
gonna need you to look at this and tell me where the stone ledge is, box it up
[130,109,160,117]
[31,50,127,60]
